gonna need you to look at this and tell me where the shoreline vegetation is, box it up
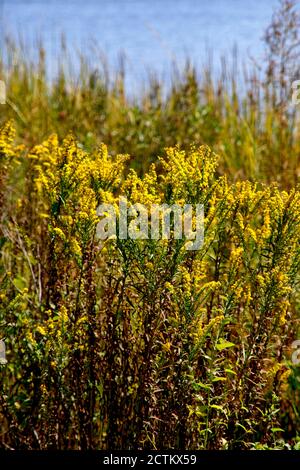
[0,0,299,450]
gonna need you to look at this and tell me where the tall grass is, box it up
[0,0,299,450]
[0,25,299,188]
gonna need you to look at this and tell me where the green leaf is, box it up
[12,275,27,291]
[210,405,224,410]
[235,423,248,432]
[216,339,235,351]
[194,382,212,391]
[225,368,237,375]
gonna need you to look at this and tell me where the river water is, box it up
[1,0,279,89]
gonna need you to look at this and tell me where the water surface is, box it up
[1,0,279,87]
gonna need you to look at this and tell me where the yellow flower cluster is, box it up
[29,133,128,262]
[159,145,219,201]
[1,123,299,449]
[0,120,16,158]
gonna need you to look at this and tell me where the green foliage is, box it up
[0,125,299,449]
[0,0,300,450]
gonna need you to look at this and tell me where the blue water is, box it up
[1,0,279,89]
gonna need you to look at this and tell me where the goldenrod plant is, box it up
[0,0,299,451]
[0,121,299,449]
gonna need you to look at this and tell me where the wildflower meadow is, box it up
[0,0,300,451]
